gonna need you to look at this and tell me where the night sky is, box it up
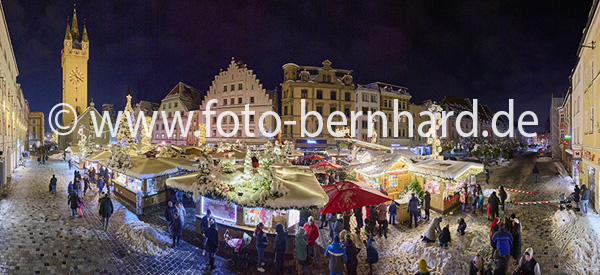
[3,0,593,133]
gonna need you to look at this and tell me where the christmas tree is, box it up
[244,150,253,176]
[140,116,153,152]
[117,88,135,146]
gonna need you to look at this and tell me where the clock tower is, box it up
[61,5,89,127]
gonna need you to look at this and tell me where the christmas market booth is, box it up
[84,150,111,176]
[66,146,84,169]
[410,159,484,213]
[166,162,328,254]
[98,156,198,214]
[352,151,413,199]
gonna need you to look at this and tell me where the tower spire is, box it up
[64,22,71,40]
[71,4,79,41]
[82,20,88,42]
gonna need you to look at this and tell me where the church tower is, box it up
[61,5,89,127]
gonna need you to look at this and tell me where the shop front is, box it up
[411,159,483,213]
[354,152,412,199]
[581,148,599,213]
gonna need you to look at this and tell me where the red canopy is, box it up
[304,154,326,161]
[309,161,341,170]
[320,181,391,215]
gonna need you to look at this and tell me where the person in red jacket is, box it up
[303,216,320,259]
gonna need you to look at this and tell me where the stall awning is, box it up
[410,159,484,180]
[165,172,197,194]
[66,146,80,154]
[99,156,198,179]
[88,151,110,162]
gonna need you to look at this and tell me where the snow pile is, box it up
[553,210,600,274]
[117,220,172,257]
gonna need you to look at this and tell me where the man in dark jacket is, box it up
[170,212,183,248]
[344,234,359,275]
[582,185,590,214]
[83,176,90,196]
[423,191,431,220]
[333,214,344,241]
[205,220,219,269]
[255,223,268,273]
[353,207,363,231]
[498,186,507,211]
[574,185,581,210]
[67,192,80,217]
[439,224,451,247]
[164,201,176,233]
[49,175,57,195]
[532,165,539,183]
[492,223,513,257]
[457,218,467,236]
[510,219,522,261]
[274,223,288,273]
[99,193,114,230]
[490,250,506,275]
[488,192,500,220]
[201,209,215,256]
[408,193,420,228]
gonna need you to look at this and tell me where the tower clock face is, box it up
[69,69,84,86]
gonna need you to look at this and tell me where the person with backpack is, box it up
[254,222,268,273]
[99,193,114,230]
[388,201,397,225]
[324,235,347,275]
[363,236,379,275]
[67,192,80,217]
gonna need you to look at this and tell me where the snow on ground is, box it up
[553,210,600,274]
[112,205,172,256]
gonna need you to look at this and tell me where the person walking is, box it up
[471,190,479,214]
[201,209,215,256]
[327,212,337,241]
[83,176,90,196]
[254,222,268,273]
[67,181,74,195]
[457,218,467,236]
[498,186,507,211]
[68,159,73,170]
[344,234,358,275]
[574,185,581,210]
[460,191,467,212]
[274,223,288,273]
[532,165,539,183]
[319,212,328,229]
[67,192,80,217]
[324,235,347,275]
[517,247,541,275]
[363,236,379,275]
[175,201,186,224]
[205,220,219,269]
[99,193,114,230]
[408,193,420,228]
[421,217,442,243]
[164,201,176,232]
[353,207,363,231]
[37,156,41,166]
[423,191,431,220]
[97,178,105,193]
[303,216,319,259]
[478,191,484,213]
[333,214,345,241]
[492,223,513,257]
[388,201,397,225]
[439,224,451,247]
[343,209,352,232]
[581,185,590,214]
[376,203,388,238]
[73,179,81,198]
[170,212,183,248]
[488,191,500,220]
[295,227,308,275]
[49,175,57,195]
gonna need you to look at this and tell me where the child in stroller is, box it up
[224,229,252,268]
[558,193,576,211]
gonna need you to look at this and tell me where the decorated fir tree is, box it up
[117,88,136,146]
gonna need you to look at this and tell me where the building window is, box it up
[238,97,243,104]
[212,130,217,136]
[238,83,243,90]
[231,84,235,91]
[363,94,368,101]
[362,121,367,129]
[213,117,217,124]
[331,91,337,100]
[250,97,255,104]
[250,115,255,122]
[371,95,377,103]
[223,85,227,92]
[161,133,165,139]
[168,103,172,108]
[344,108,350,117]
[223,99,227,105]
[284,106,288,115]
[230,98,234,105]
[560,113,565,123]
[362,107,368,114]
[345,92,351,101]
[330,106,337,114]
[174,102,178,108]
[302,90,308,99]
[316,90,323,99]
[316,106,323,113]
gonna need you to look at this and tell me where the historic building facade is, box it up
[199,58,278,146]
[281,60,355,150]
[354,84,380,141]
[62,7,88,126]
[28,112,44,149]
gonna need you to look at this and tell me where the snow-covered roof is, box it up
[211,149,247,161]
[326,149,351,156]
[410,159,484,180]
[166,164,328,210]
[99,156,198,179]
[88,151,110,162]
[353,152,412,176]
[67,146,80,154]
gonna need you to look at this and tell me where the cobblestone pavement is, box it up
[0,157,235,275]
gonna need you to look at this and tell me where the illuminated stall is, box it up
[166,164,328,254]
[411,159,484,213]
[66,146,84,169]
[353,151,413,199]
[98,156,198,213]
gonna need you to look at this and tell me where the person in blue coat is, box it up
[67,181,74,194]
[408,193,420,228]
[274,223,288,273]
[325,235,347,275]
[363,236,379,275]
[388,202,397,225]
[97,178,105,193]
[491,223,513,257]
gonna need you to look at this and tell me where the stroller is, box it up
[223,229,252,269]
[558,193,575,211]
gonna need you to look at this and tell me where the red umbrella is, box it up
[304,154,326,161]
[309,161,341,170]
[320,181,391,215]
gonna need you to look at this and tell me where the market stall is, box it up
[352,151,413,199]
[166,163,328,254]
[98,156,198,213]
[66,146,83,169]
[410,159,484,213]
